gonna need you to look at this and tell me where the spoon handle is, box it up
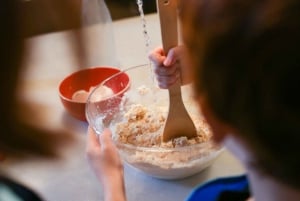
[156,0,178,53]
[156,0,182,95]
[157,0,197,142]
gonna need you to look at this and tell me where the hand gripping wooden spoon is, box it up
[156,0,197,142]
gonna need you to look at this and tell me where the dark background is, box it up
[20,0,157,36]
[106,0,157,20]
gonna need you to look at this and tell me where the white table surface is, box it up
[1,13,244,201]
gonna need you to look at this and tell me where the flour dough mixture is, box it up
[110,85,221,179]
[115,104,211,148]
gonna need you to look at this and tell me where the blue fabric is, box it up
[185,174,250,201]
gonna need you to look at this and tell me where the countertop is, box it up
[1,13,244,201]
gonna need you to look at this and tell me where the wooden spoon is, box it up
[156,0,197,142]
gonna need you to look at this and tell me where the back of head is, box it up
[180,0,300,188]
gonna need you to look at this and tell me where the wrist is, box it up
[102,171,126,201]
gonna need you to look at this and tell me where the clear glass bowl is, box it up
[86,64,223,179]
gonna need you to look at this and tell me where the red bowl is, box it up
[58,66,122,121]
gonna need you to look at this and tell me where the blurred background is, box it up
[21,0,157,36]
[106,0,157,20]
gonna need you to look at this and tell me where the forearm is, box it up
[102,171,126,201]
[86,127,126,201]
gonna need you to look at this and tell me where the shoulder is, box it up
[185,174,250,201]
[0,176,43,201]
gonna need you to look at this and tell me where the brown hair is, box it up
[0,0,82,159]
[180,0,300,188]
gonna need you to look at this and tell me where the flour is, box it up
[111,87,222,179]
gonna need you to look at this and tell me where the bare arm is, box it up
[86,127,126,201]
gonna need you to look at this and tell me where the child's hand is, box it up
[148,46,183,89]
[86,127,126,201]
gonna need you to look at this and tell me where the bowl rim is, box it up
[86,66,134,103]
[58,66,121,103]
[85,64,148,124]
[87,64,148,101]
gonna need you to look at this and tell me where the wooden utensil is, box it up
[156,0,197,142]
